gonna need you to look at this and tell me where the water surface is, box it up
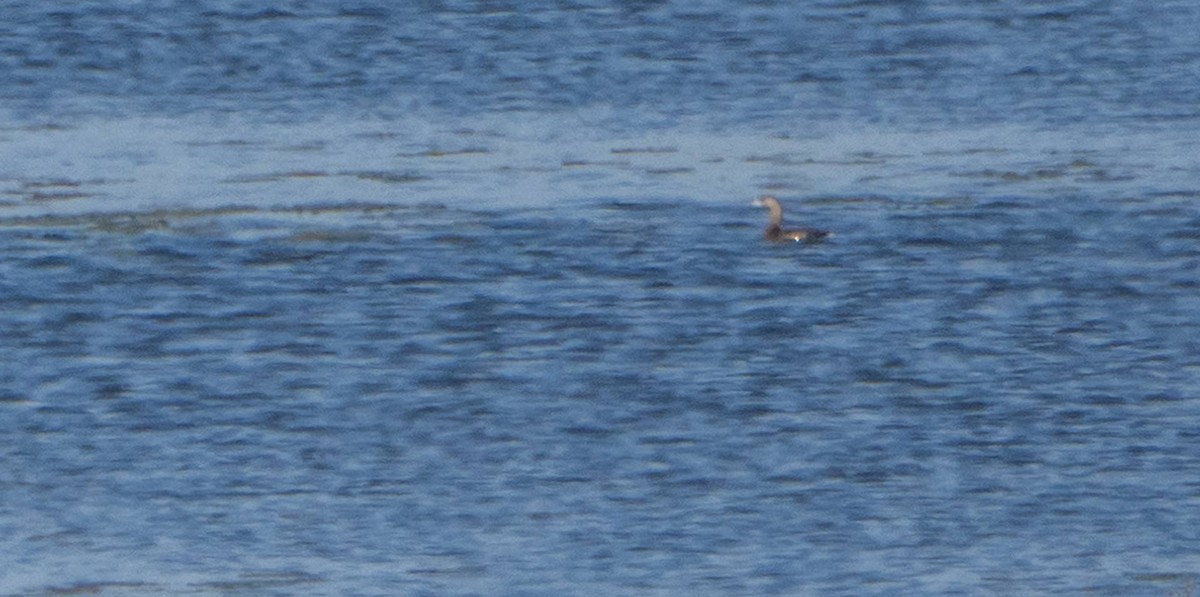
[3,1,1200,595]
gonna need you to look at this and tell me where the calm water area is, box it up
[3,2,1200,595]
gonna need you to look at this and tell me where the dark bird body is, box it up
[753,195,831,243]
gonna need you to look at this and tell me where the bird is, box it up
[752,195,831,243]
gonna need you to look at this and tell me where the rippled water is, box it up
[3,1,1200,596]
[5,0,1200,125]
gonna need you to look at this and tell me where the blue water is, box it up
[3,2,1200,596]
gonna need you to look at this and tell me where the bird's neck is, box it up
[768,203,783,226]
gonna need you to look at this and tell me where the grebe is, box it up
[753,195,831,243]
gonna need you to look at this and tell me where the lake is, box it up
[2,2,1200,595]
